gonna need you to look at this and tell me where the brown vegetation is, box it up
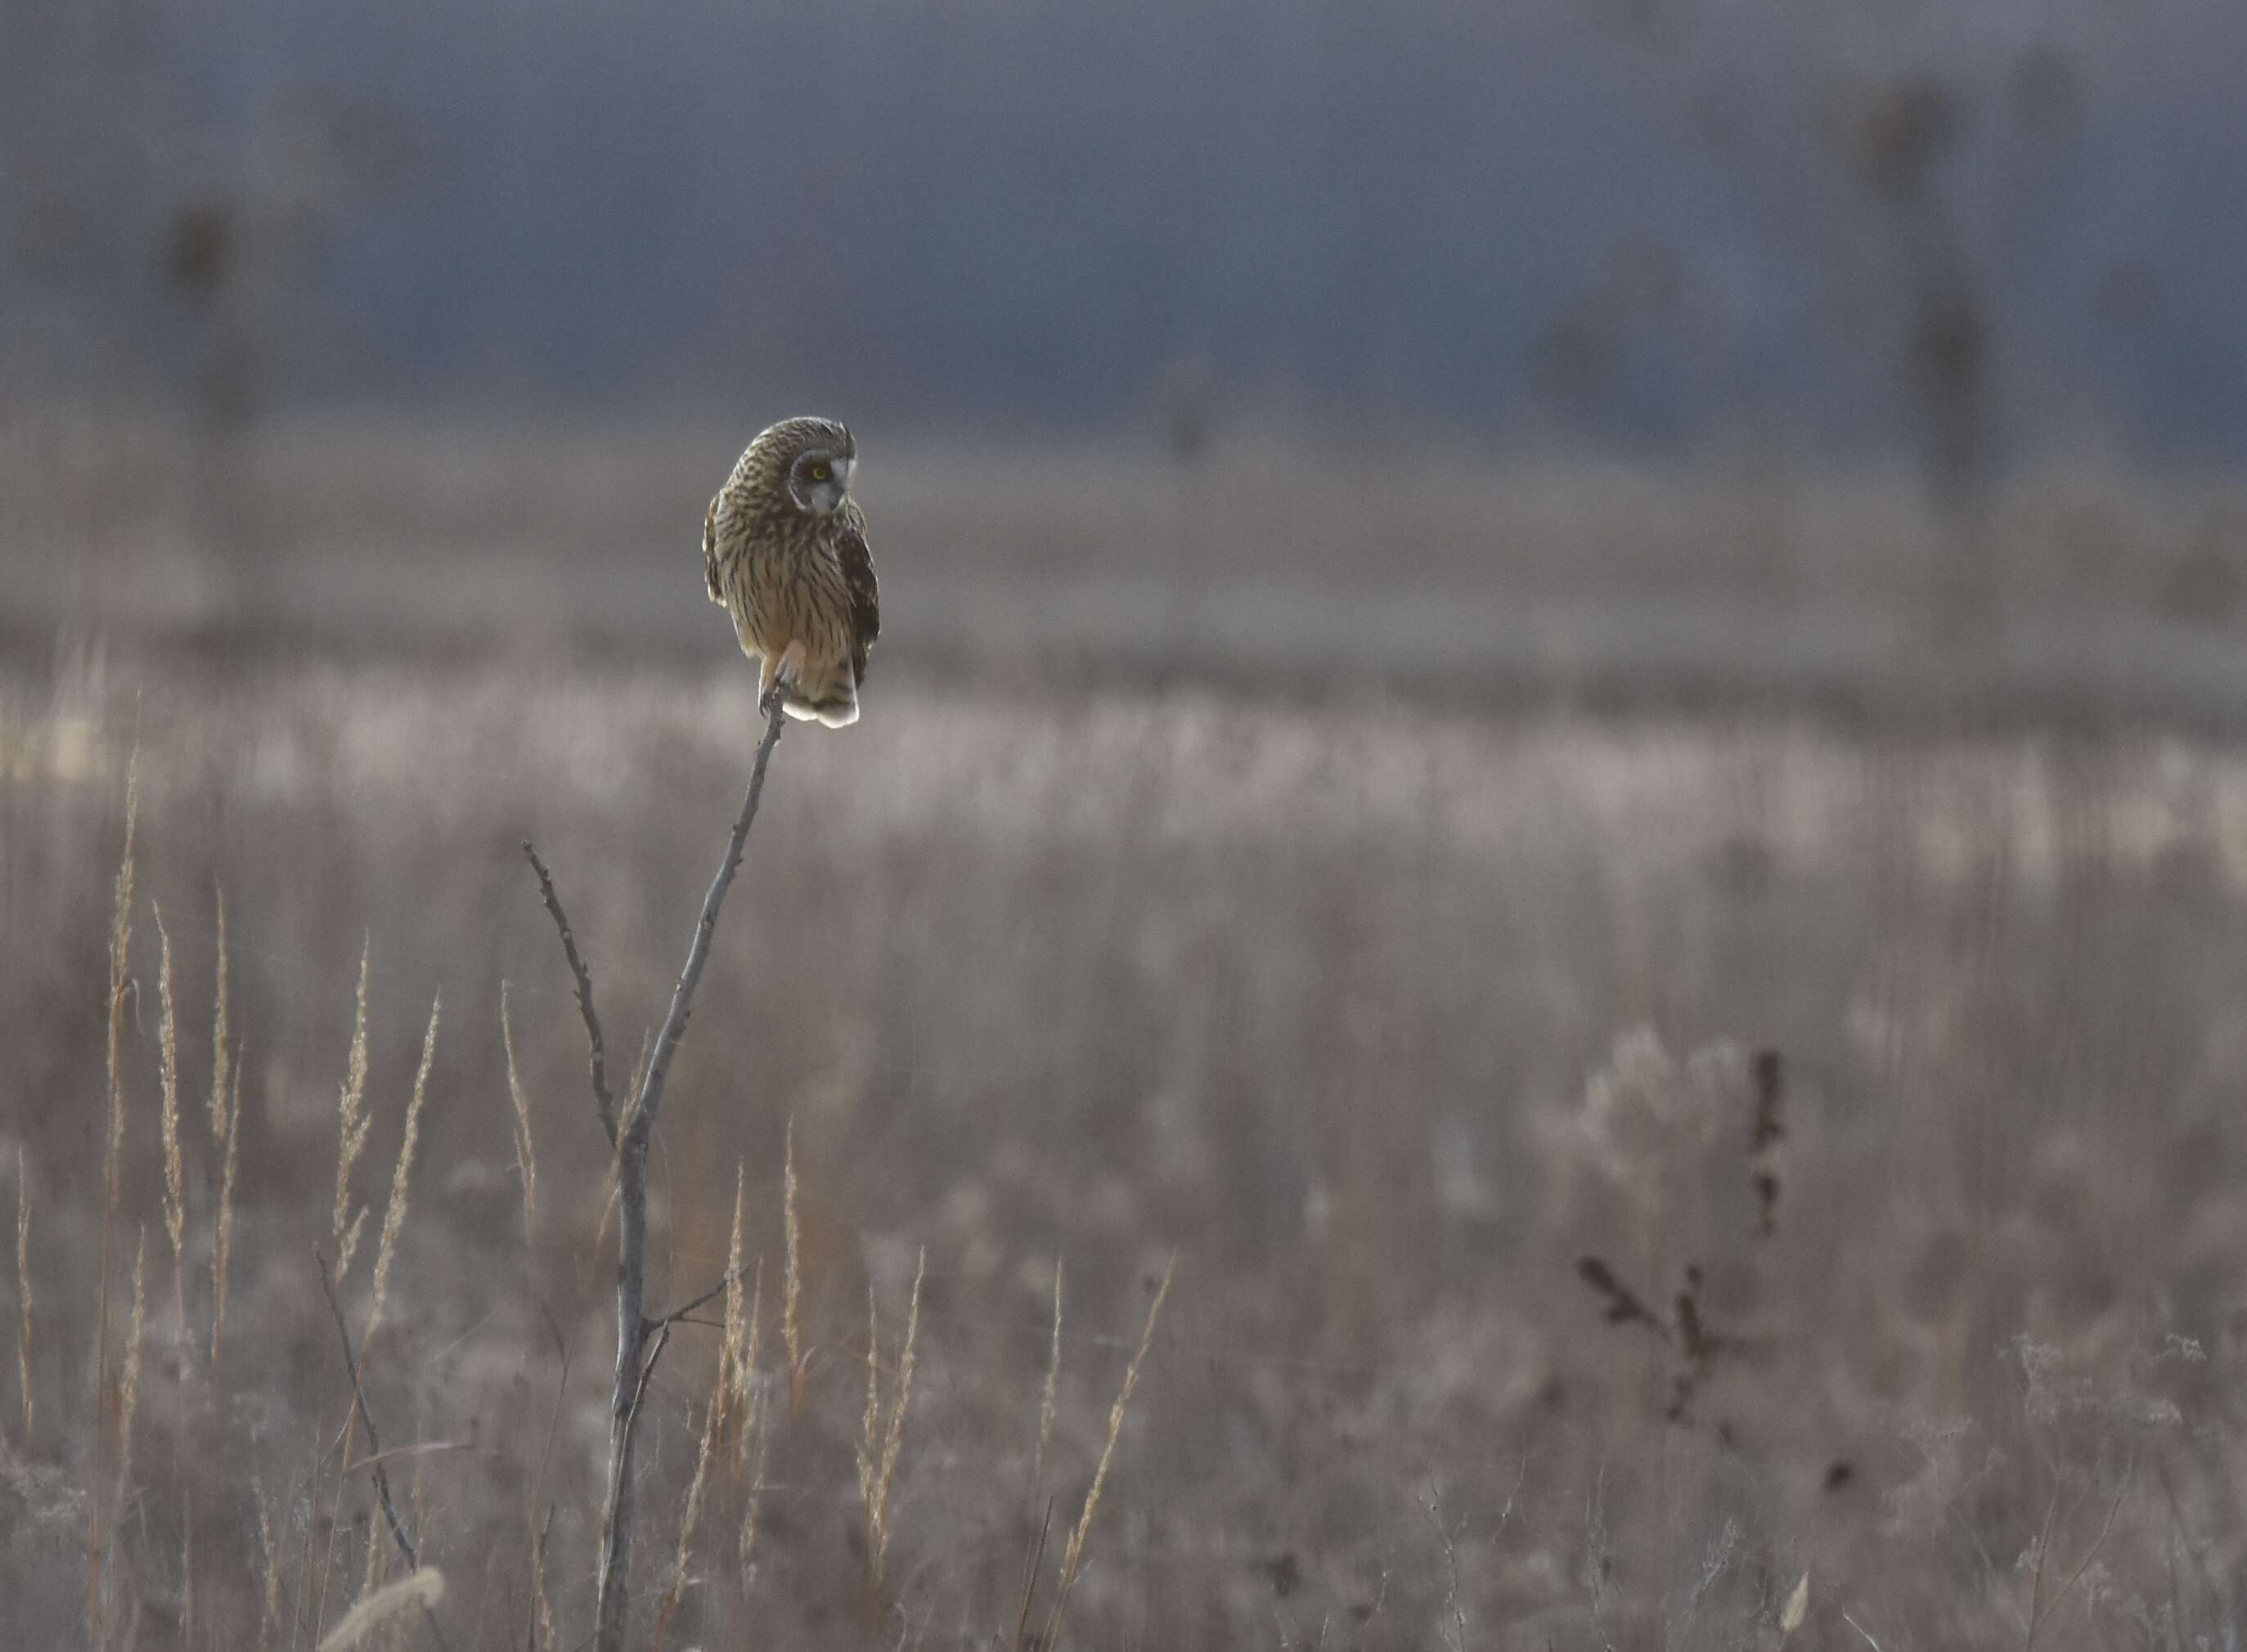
[6,640,2247,1645]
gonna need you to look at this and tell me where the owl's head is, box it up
[754,415,857,517]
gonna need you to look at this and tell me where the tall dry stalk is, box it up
[313,1569,445,1652]
[209,895,238,1362]
[206,888,230,1151]
[1032,1259,1063,1517]
[211,1057,241,1363]
[90,747,137,1647]
[13,1147,31,1436]
[723,1172,769,1605]
[856,1247,924,1591]
[734,1260,769,1603]
[364,993,440,1349]
[254,1478,283,1650]
[739,1375,771,1603]
[1041,1257,1175,1652]
[732,1264,765,1474]
[783,1116,804,1415]
[654,1349,727,1651]
[114,1235,147,1509]
[717,1168,750,1452]
[499,983,538,1255]
[654,1169,753,1648]
[528,1509,559,1652]
[153,905,188,1355]
[331,940,374,1285]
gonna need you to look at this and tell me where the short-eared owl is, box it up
[703,416,881,726]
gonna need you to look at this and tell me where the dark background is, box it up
[6,0,2243,455]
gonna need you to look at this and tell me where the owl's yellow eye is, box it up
[807,463,832,483]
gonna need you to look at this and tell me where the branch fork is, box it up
[524,684,790,1652]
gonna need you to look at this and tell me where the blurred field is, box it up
[9,563,2247,1645]
[9,412,2247,725]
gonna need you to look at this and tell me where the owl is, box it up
[703,416,881,727]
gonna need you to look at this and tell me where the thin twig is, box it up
[2028,1450,2137,1649]
[521,841,618,1145]
[651,1259,754,1330]
[1013,1500,1054,1652]
[519,1308,571,1652]
[1418,1484,1469,1652]
[314,1249,418,1572]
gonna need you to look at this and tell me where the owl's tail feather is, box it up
[781,666,859,729]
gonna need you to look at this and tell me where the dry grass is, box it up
[208,889,240,1362]
[363,993,438,1350]
[14,1147,33,1436]
[1040,1255,1171,1652]
[331,942,374,1286]
[1031,1259,1062,1522]
[498,983,538,1255]
[11,626,2247,1647]
[88,743,136,1646]
[856,1246,925,1591]
[782,1116,805,1418]
[312,1569,445,1652]
[653,1169,750,1650]
[154,905,187,1353]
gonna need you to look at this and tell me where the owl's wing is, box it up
[703,495,725,605]
[836,519,881,681]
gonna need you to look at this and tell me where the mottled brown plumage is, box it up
[703,415,881,727]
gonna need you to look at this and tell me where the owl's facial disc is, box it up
[789,450,853,515]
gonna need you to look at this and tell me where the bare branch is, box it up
[521,840,618,1145]
[624,689,789,1158]
[591,685,789,1652]
[313,1249,419,1573]
[651,1259,754,1331]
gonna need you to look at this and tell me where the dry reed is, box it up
[90,746,137,1647]
[739,1385,771,1602]
[856,1246,924,1590]
[528,1510,558,1652]
[13,1146,30,1436]
[741,1259,777,1609]
[1042,1256,1175,1652]
[114,1232,147,1526]
[783,1117,804,1415]
[360,1485,393,1598]
[209,896,238,1362]
[206,888,230,1149]
[654,1341,726,1650]
[211,1055,240,1363]
[654,1168,753,1647]
[717,1167,750,1453]
[1032,1259,1063,1517]
[364,992,440,1349]
[180,1486,195,1652]
[499,982,538,1254]
[254,1477,283,1650]
[153,905,187,1354]
[313,1568,445,1652]
[734,1263,766,1475]
[332,940,374,1285]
